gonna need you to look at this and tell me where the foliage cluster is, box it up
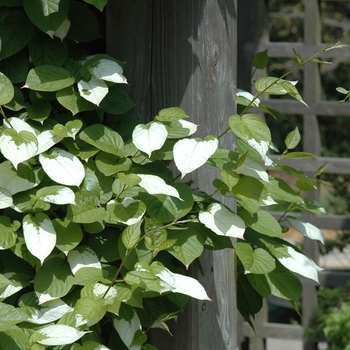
[306,283,350,350]
[0,0,336,349]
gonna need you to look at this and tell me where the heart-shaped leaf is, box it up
[78,77,108,106]
[174,136,218,178]
[132,122,168,157]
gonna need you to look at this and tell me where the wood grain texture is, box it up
[106,1,238,349]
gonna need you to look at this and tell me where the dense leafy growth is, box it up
[0,0,337,349]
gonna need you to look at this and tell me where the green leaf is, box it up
[34,256,74,302]
[67,190,106,224]
[284,127,301,150]
[24,65,74,92]
[26,102,52,123]
[0,327,30,350]
[167,224,205,266]
[83,0,108,11]
[155,107,188,122]
[23,0,69,35]
[53,218,83,254]
[56,86,95,115]
[3,86,26,112]
[144,217,167,252]
[140,183,193,223]
[283,151,317,159]
[53,120,83,140]
[236,242,276,274]
[28,31,68,66]
[99,86,135,115]
[264,176,303,204]
[122,221,142,249]
[254,77,292,95]
[95,152,132,176]
[67,1,100,42]
[220,170,239,190]
[199,202,245,239]
[238,208,283,238]
[106,198,145,225]
[281,80,307,107]
[0,11,34,60]
[132,122,168,157]
[229,114,271,159]
[0,216,19,249]
[173,136,219,178]
[252,49,269,69]
[293,48,304,64]
[79,124,124,156]
[0,303,25,331]
[0,72,14,105]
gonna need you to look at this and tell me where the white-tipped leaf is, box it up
[113,313,142,350]
[178,119,198,136]
[78,77,108,106]
[39,148,85,186]
[23,213,56,265]
[199,202,245,239]
[174,137,219,178]
[156,268,211,300]
[33,324,89,346]
[0,187,13,209]
[287,217,324,244]
[0,161,38,195]
[36,186,76,205]
[36,130,62,154]
[92,59,127,84]
[132,122,168,157]
[278,246,323,283]
[138,174,181,199]
[67,247,101,275]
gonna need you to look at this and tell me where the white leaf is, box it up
[113,313,141,350]
[156,269,211,300]
[27,299,73,324]
[236,157,269,182]
[138,174,181,199]
[23,213,56,265]
[36,292,57,305]
[287,217,324,244]
[0,161,38,195]
[0,130,38,169]
[39,148,85,186]
[67,247,101,275]
[178,119,198,136]
[120,197,146,225]
[132,123,168,157]
[35,324,89,346]
[199,202,245,239]
[0,187,13,209]
[37,186,76,205]
[78,77,108,106]
[92,59,127,84]
[278,246,323,283]
[4,117,37,135]
[36,130,62,154]
[174,137,219,178]
[0,272,23,300]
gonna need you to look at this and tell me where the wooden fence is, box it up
[106,1,239,349]
[238,1,350,349]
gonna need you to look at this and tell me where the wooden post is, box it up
[107,1,238,349]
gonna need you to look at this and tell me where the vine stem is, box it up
[217,44,339,141]
[102,218,198,298]
[0,106,13,128]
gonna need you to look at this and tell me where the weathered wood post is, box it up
[106,1,238,349]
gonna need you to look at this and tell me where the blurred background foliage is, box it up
[265,0,350,217]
